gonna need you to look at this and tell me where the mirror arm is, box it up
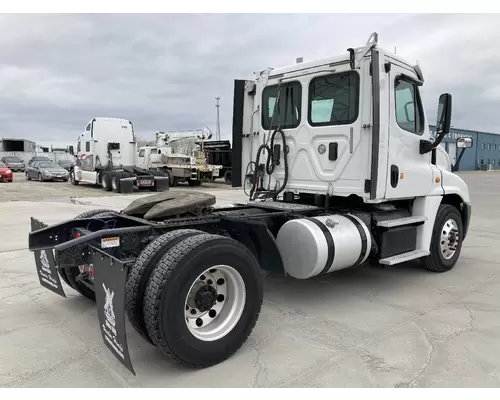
[420,130,446,154]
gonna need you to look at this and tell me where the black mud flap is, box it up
[34,248,66,298]
[90,246,136,375]
[31,217,66,298]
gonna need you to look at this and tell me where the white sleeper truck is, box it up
[68,117,169,193]
[28,33,471,375]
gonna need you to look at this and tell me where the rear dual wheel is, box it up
[111,172,124,193]
[127,232,263,368]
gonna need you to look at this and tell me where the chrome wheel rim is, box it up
[184,265,246,342]
[440,218,460,260]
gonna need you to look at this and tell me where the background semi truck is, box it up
[68,118,169,193]
[29,32,472,375]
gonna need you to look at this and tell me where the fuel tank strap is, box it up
[343,214,368,266]
[303,217,335,275]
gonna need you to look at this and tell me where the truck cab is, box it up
[234,32,471,271]
[137,146,164,169]
[236,33,470,206]
[70,117,137,184]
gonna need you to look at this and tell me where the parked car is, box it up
[57,159,74,171]
[0,162,13,182]
[0,156,25,172]
[26,160,69,182]
[28,156,51,167]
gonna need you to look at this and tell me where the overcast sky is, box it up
[0,13,498,145]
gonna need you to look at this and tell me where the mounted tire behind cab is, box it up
[125,229,207,345]
[143,233,263,368]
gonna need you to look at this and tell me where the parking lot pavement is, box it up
[0,172,237,202]
[1,171,500,388]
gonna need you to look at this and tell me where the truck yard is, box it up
[1,170,499,388]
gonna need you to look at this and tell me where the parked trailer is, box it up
[68,118,169,193]
[28,33,472,375]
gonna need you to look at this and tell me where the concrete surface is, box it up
[1,171,500,388]
[0,172,234,202]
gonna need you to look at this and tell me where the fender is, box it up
[440,170,471,239]
[219,217,285,273]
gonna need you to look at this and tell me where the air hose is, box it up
[248,128,289,202]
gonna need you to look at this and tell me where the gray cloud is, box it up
[0,13,499,146]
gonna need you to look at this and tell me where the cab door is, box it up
[385,63,434,199]
[137,148,149,168]
[261,63,371,197]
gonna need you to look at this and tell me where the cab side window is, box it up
[262,81,302,130]
[395,78,423,135]
[138,149,145,157]
[308,71,359,126]
[77,141,81,153]
[86,142,91,152]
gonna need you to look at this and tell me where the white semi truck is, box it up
[29,33,472,375]
[68,117,169,193]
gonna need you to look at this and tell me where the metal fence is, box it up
[0,151,75,165]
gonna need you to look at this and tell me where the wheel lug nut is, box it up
[196,318,203,327]
[209,309,217,318]
[190,309,196,315]
[200,275,206,280]
[217,294,225,302]
[207,279,213,285]
[217,278,224,285]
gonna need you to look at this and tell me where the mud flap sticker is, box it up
[34,249,66,298]
[92,250,135,375]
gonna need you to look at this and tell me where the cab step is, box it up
[376,215,427,228]
[379,249,430,266]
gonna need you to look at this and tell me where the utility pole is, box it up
[215,96,221,141]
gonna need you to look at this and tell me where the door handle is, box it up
[390,165,399,188]
[328,142,338,161]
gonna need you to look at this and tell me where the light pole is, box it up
[215,97,221,141]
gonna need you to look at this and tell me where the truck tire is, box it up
[70,169,79,185]
[421,204,464,273]
[101,172,112,191]
[143,234,263,368]
[60,208,118,300]
[111,172,123,193]
[125,229,206,344]
[224,171,232,185]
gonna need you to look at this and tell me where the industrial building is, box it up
[430,125,500,171]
